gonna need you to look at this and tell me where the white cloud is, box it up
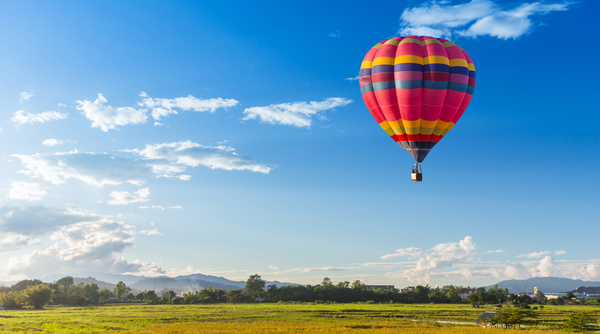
[327,30,340,37]
[139,91,239,120]
[381,247,423,259]
[243,97,352,127]
[555,250,567,256]
[586,264,600,280]
[398,0,572,39]
[483,249,505,254]
[169,206,182,209]
[76,94,147,132]
[132,140,272,174]
[154,122,163,126]
[107,188,150,206]
[140,205,165,211]
[14,142,270,187]
[0,205,101,252]
[532,256,555,277]
[57,103,66,107]
[383,236,477,284]
[13,150,151,186]
[8,182,47,202]
[76,92,239,131]
[1,205,164,276]
[269,265,278,270]
[19,92,33,102]
[517,251,550,258]
[503,262,531,279]
[345,76,359,81]
[42,138,64,147]
[11,110,68,126]
[138,229,162,236]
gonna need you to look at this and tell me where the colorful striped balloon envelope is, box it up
[359,36,476,163]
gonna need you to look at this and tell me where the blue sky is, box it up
[1,0,599,287]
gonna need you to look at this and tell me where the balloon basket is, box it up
[411,163,422,182]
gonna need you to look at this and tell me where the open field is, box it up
[0,303,598,333]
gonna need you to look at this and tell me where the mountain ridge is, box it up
[487,277,600,293]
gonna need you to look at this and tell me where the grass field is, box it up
[0,303,598,333]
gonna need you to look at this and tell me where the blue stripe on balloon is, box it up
[371,65,394,74]
[372,81,396,91]
[448,81,468,93]
[395,80,423,89]
[423,80,449,90]
[424,64,449,73]
[394,63,423,72]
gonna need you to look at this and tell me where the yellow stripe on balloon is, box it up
[387,120,403,129]
[404,126,420,135]
[419,119,439,128]
[468,63,475,71]
[384,39,400,46]
[399,38,425,46]
[450,58,468,67]
[424,56,449,65]
[361,61,373,69]
[395,55,423,64]
[372,57,395,66]
[442,41,457,48]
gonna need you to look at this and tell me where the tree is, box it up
[561,311,598,332]
[166,290,176,304]
[488,307,538,329]
[21,284,54,309]
[321,277,334,289]
[245,274,266,298]
[0,291,22,309]
[467,293,480,307]
[227,290,244,303]
[114,281,131,299]
[351,280,366,290]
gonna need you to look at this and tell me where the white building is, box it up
[458,290,473,300]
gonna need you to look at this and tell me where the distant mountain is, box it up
[41,272,298,293]
[72,277,141,293]
[488,277,600,293]
[131,278,241,292]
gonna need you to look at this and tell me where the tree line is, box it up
[0,277,159,309]
[2,274,600,309]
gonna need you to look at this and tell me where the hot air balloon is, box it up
[359,36,476,182]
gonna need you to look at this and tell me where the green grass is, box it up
[0,303,597,333]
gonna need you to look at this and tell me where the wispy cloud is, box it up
[11,110,68,126]
[345,76,359,81]
[243,98,352,127]
[107,188,150,206]
[76,92,239,131]
[13,141,270,187]
[381,247,423,259]
[139,91,239,120]
[517,251,550,258]
[398,0,573,39]
[138,229,162,236]
[140,205,165,211]
[8,182,47,202]
[19,92,33,102]
[483,249,505,254]
[42,139,64,147]
[327,30,340,37]
[555,250,567,256]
